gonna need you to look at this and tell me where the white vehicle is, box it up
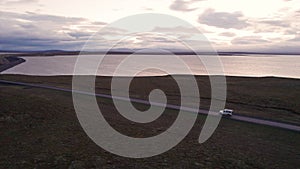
[219,109,233,116]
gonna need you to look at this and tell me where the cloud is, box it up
[287,35,300,42]
[1,11,191,51]
[0,0,38,5]
[258,20,291,27]
[219,32,236,37]
[245,10,297,35]
[117,33,186,49]
[169,0,204,12]
[1,11,200,51]
[198,9,249,29]
[68,31,93,39]
[170,0,195,12]
[92,21,106,25]
[152,26,202,34]
[231,36,270,45]
[251,20,292,34]
[0,11,107,50]
[284,28,299,35]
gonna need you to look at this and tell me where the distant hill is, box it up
[1,49,300,56]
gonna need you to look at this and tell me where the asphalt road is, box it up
[0,79,299,132]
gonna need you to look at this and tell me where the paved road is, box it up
[0,79,299,132]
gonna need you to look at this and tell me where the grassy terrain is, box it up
[1,75,300,124]
[0,79,299,168]
[0,55,8,65]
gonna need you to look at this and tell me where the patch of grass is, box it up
[1,75,300,124]
[0,84,299,168]
[0,55,8,65]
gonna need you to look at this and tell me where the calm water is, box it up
[2,55,300,79]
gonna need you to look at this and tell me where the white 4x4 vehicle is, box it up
[219,109,233,116]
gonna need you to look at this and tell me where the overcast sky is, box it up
[0,0,299,52]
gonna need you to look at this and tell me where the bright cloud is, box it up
[198,9,249,29]
[0,0,299,52]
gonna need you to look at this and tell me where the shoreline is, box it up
[1,50,300,56]
[1,73,300,80]
[0,56,25,72]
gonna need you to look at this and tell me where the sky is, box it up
[0,0,299,52]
